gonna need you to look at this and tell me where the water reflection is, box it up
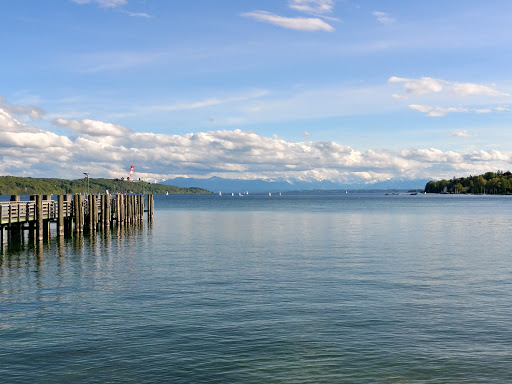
[2,195,512,383]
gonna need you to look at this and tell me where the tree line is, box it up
[0,176,211,195]
[424,171,512,194]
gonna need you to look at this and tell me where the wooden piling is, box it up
[147,194,154,222]
[92,194,98,231]
[58,195,64,236]
[1,192,151,245]
[87,194,93,231]
[36,195,43,241]
[65,194,73,234]
[105,194,111,227]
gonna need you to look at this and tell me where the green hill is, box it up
[0,176,212,195]
[424,171,512,194]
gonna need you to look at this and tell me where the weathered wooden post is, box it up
[137,195,141,221]
[126,195,131,224]
[118,195,123,225]
[105,194,111,227]
[58,195,64,236]
[74,194,84,233]
[44,196,52,238]
[134,195,138,222]
[92,194,97,231]
[65,194,73,235]
[36,195,43,241]
[148,194,154,222]
[141,195,145,221]
[120,194,124,224]
[79,194,84,232]
[1,225,6,245]
[73,194,79,233]
[87,194,93,231]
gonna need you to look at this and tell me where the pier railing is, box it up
[1,193,154,245]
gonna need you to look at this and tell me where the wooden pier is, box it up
[0,193,154,245]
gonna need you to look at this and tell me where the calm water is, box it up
[1,193,512,383]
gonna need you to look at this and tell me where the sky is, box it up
[1,0,512,184]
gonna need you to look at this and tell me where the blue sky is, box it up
[1,0,511,184]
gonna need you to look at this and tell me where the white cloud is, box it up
[372,11,396,24]
[391,76,510,117]
[122,11,152,18]
[53,118,132,137]
[71,0,126,7]
[451,130,472,138]
[0,101,45,121]
[408,104,468,117]
[468,150,509,161]
[289,0,334,15]
[389,76,508,97]
[451,82,508,97]
[2,99,511,183]
[242,11,334,32]
[389,77,444,95]
[408,104,511,117]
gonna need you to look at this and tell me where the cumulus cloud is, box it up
[242,11,334,31]
[467,150,509,161]
[372,11,396,24]
[1,99,511,184]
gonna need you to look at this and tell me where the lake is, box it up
[1,193,511,383]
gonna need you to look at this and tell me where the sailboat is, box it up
[219,191,222,196]
[269,192,271,197]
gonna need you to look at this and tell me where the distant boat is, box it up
[239,193,243,196]
[232,193,234,196]
[245,191,249,195]
[269,192,271,196]
[279,192,282,196]
[166,191,169,196]
[219,191,222,196]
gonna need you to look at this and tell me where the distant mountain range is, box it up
[162,176,431,193]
